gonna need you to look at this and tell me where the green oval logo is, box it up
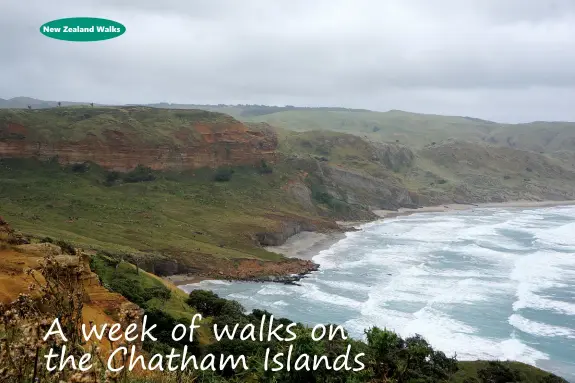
[40,17,125,42]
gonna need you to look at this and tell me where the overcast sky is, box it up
[1,0,574,123]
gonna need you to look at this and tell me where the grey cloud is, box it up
[0,0,574,122]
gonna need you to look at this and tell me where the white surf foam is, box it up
[271,300,289,307]
[315,279,371,292]
[300,282,364,310]
[202,205,574,376]
[509,314,575,339]
[347,307,549,365]
[511,251,575,316]
[256,285,295,296]
[535,222,575,249]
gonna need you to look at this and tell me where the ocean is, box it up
[182,206,575,381]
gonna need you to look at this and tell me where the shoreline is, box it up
[263,231,347,261]
[168,199,575,287]
[373,199,575,219]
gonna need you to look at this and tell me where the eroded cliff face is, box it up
[0,108,277,171]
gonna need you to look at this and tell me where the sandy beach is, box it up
[372,200,575,219]
[268,200,575,260]
[264,231,347,260]
[164,274,211,286]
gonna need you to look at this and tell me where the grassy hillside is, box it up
[140,104,575,155]
[242,109,575,154]
[0,106,237,144]
[90,253,197,322]
[4,98,575,155]
[2,120,574,265]
[246,109,496,146]
[0,157,324,260]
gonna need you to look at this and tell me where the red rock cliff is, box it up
[0,107,277,171]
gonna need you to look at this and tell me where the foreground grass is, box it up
[89,253,212,345]
[451,361,567,383]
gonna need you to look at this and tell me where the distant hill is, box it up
[0,106,276,171]
[3,97,573,155]
[0,96,94,109]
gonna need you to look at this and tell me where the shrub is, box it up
[56,239,76,255]
[477,361,523,383]
[104,170,121,186]
[144,285,172,302]
[70,162,90,173]
[142,309,200,354]
[186,289,230,316]
[123,165,155,183]
[214,167,234,182]
[258,159,273,174]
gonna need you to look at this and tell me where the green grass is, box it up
[176,105,575,154]
[0,106,237,144]
[243,109,497,147]
[89,253,213,345]
[0,158,316,260]
[451,361,567,383]
[90,253,192,321]
[4,102,575,154]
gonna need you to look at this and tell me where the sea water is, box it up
[182,206,575,381]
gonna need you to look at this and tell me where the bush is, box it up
[214,167,234,182]
[123,165,155,183]
[477,361,523,383]
[104,171,121,186]
[187,290,230,316]
[258,159,273,174]
[542,374,570,383]
[142,309,200,354]
[56,239,75,255]
[70,162,90,173]
[144,285,172,302]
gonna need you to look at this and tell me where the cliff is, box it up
[0,220,141,341]
[0,106,277,171]
[411,139,575,204]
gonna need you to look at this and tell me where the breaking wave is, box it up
[182,205,575,381]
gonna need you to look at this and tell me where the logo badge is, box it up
[40,17,125,42]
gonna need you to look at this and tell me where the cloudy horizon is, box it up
[1,0,574,123]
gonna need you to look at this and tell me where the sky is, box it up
[1,0,574,123]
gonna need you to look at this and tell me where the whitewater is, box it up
[182,205,575,381]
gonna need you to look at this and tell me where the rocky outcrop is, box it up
[0,107,277,171]
[371,142,414,171]
[414,140,575,204]
[0,216,29,245]
[255,221,318,246]
[321,164,418,210]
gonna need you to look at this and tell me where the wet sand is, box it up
[268,200,575,260]
[164,274,212,286]
[264,231,347,260]
[373,200,575,219]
